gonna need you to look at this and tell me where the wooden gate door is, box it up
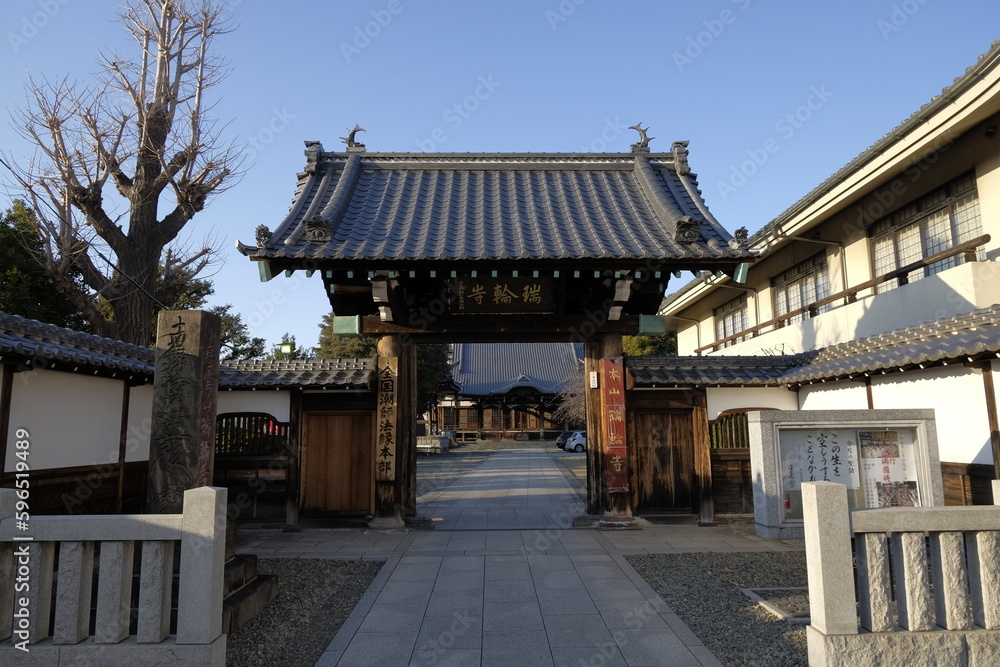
[301,411,373,515]
[628,409,696,513]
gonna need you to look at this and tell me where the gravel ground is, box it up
[226,558,383,667]
[626,552,809,667]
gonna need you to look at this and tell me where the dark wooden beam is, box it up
[584,341,607,515]
[400,340,417,517]
[370,273,402,322]
[981,363,1000,480]
[0,364,14,483]
[115,382,131,513]
[285,390,303,530]
[692,391,715,525]
[361,315,641,342]
[608,277,635,321]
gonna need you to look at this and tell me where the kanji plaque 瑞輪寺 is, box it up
[449,277,555,314]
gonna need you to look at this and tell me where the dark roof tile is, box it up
[627,354,806,387]
[241,151,753,264]
[452,342,583,396]
[0,311,374,389]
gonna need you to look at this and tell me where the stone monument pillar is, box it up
[146,310,222,514]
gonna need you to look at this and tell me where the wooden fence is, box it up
[709,412,750,449]
[213,413,289,521]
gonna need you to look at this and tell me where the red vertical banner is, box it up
[601,356,628,493]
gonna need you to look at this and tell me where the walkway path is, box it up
[236,448,802,666]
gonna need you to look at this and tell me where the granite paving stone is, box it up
[235,446,805,665]
[543,613,616,647]
[481,630,552,666]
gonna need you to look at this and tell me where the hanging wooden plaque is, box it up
[449,277,555,314]
[375,357,398,481]
[601,356,629,493]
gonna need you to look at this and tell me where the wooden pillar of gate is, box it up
[399,340,417,517]
[584,334,634,526]
[693,390,715,526]
[370,335,416,529]
[585,340,607,515]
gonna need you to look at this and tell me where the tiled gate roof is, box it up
[239,146,753,265]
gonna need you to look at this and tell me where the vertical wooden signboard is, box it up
[376,357,398,481]
[601,356,628,493]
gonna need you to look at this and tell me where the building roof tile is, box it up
[0,311,374,389]
[452,342,583,395]
[239,149,753,265]
[627,354,806,387]
[219,358,373,389]
[780,304,1000,384]
[632,304,1000,387]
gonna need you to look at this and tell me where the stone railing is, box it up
[0,486,228,666]
[416,432,452,454]
[803,480,1000,666]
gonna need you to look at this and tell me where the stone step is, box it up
[224,554,260,598]
[640,511,700,525]
[222,574,280,635]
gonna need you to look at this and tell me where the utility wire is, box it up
[92,247,168,309]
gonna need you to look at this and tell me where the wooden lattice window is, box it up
[215,412,290,456]
[772,253,831,324]
[714,293,748,348]
[870,171,982,293]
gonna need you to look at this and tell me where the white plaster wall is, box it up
[217,390,291,422]
[797,380,869,411]
[870,366,991,465]
[125,383,154,463]
[975,151,1000,257]
[706,387,798,421]
[675,320,714,356]
[676,323,699,356]
[710,261,1000,357]
[4,370,125,472]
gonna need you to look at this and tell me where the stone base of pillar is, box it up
[367,516,406,531]
[598,514,636,529]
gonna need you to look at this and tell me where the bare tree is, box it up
[2,0,237,344]
[552,369,587,428]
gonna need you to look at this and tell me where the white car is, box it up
[564,431,586,452]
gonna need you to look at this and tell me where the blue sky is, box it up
[2,0,999,351]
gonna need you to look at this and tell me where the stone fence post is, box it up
[177,486,228,644]
[802,481,857,636]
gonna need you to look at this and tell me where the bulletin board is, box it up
[778,426,921,520]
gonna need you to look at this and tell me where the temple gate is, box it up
[240,129,752,528]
